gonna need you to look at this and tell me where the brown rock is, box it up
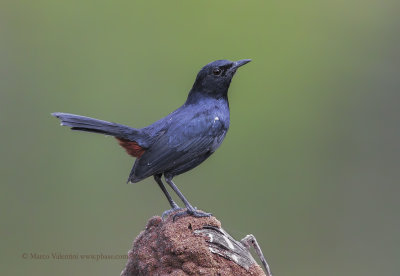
[121,212,266,276]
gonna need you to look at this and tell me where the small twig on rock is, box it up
[241,235,272,276]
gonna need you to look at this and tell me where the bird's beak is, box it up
[232,59,252,69]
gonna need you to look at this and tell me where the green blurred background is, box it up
[1,1,399,275]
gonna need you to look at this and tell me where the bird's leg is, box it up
[164,176,211,221]
[154,174,182,218]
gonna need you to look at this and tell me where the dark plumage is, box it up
[52,59,251,219]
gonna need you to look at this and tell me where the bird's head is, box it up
[188,59,251,102]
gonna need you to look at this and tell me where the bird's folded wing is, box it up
[131,115,226,180]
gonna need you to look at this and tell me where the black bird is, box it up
[52,59,251,218]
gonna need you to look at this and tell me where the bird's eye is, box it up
[212,68,222,76]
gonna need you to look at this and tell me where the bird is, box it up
[52,59,251,219]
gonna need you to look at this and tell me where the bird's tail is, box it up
[51,112,140,141]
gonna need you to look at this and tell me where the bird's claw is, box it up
[162,206,183,219]
[173,208,212,221]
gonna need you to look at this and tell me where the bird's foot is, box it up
[173,207,212,221]
[162,206,183,220]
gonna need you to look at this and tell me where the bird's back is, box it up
[129,97,230,182]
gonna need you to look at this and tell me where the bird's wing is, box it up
[129,113,227,181]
